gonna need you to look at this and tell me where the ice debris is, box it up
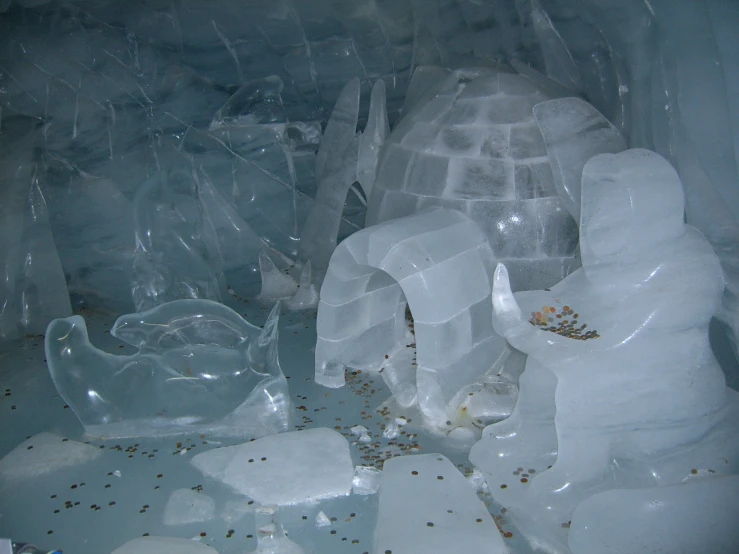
[163,488,216,526]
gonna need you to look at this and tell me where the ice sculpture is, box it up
[357,79,390,199]
[0,165,72,341]
[44,300,290,439]
[366,66,582,292]
[374,454,509,554]
[315,207,511,430]
[470,149,739,552]
[132,163,224,312]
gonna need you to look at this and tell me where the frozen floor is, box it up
[0,297,534,554]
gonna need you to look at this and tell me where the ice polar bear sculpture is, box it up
[45,300,290,439]
[469,149,739,553]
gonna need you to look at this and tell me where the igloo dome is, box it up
[366,67,579,291]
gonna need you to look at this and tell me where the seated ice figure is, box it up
[44,299,290,439]
[470,149,739,552]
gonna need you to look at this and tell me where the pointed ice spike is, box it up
[534,97,627,219]
[530,0,583,92]
[314,77,360,183]
[258,249,298,300]
[357,79,389,200]
[285,261,319,311]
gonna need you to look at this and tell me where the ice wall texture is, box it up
[44,300,291,438]
[1,0,739,354]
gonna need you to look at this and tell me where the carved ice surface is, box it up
[366,66,582,292]
[190,428,353,506]
[315,208,511,430]
[44,300,290,439]
[163,488,216,526]
[373,454,509,554]
[470,149,739,552]
[357,79,390,199]
[0,432,102,481]
[111,537,220,554]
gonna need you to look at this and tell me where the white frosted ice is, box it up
[258,249,299,300]
[373,454,509,554]
[352,466,382,495]
[315,207,509,430]
[163,488,216,526]
[111,536,220,554]
[0,432,101,481]
[470,149,739,551]
[191,428,353,506]
[533,96,627,218]
[45,300,290,439]
[314,511,331,527]
[248,505,305,554]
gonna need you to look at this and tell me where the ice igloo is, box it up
[366,66,594,292]
[315,208,508,430]
[469,150,739,553]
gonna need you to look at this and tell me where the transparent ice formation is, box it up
[315,208,511,430]
[470,149,739,552]
[44,300,290,439]
[352,466,383,495]
[163,488,216,526]
[0,432,102,481]
[366,66,583,292]
[373,454,509,554]
[111,537,220,554]
[190,428,353,506]
[248,505,305,554]
[0,163,72,341]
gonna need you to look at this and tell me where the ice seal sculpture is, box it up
[470,149,739,553]
[44,300,291,439]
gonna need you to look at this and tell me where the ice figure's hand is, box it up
[492,264,531,345]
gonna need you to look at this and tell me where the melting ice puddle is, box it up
[374,453,509,554]
[190,427,353,505]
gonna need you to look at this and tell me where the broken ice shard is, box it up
[190,428,353,506]
[315,207,508,431]
[0,166,72,341]
[470,149,739,550]
[0,432,102,481]
[163,488,216,526]
[373,454,508,554]
[533,96,627,218]
[45,300,290,439]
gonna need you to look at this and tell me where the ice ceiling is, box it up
[2,0,739,553]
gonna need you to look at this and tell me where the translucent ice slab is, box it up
[0,432,102,481]
[315,207,509,430]
[373,454,509,554]
[470,149,739,552]
[111,536,220,554]
[191,428,353,506]
[44,300,290,439]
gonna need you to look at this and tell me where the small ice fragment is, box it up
[258,249,298,299]
[191,428,353,506]
[394,417,407,426]
[466,469,489,493]
[383,423,400,439]
[163,488,216,526]
[0,433,102,481]
[352,466,382,495]
[314,511,331,527]
[350,425,372,443]
[113,470,122,478]
[111,536,220,554]
[374,454,509,553]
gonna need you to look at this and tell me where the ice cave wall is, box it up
[0,0,738,358]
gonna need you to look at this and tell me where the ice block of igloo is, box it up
[373,454,509,554]
[190,428,353,506]
[470,149,739,551]
[298,77,361,280]
[315,208,508,430]
[0,167,72,341]
[132,163,224,313]
[366,67,581,293]
[533,96,627,219]
[357,79,389,199]
[45,300,290,439]
[111,537,220,554]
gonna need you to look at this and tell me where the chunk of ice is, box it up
[373,454,509,554]
[191,428,353,506]
[314,511,331,528]
[249,505,305,554]
[357,79,389,199]
[111,537,220,554]
[163,488,216,526]
[0,433,102,481]
[352,466,382,495]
